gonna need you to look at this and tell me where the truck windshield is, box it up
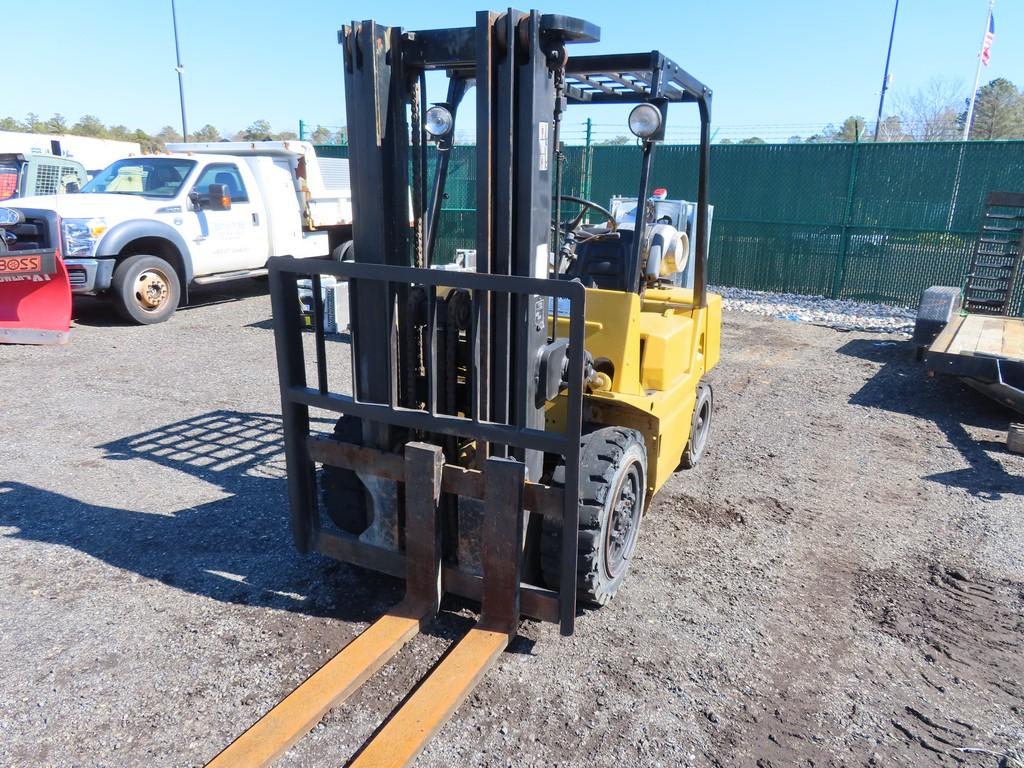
[0,156,22,201]
[81,158,196,199]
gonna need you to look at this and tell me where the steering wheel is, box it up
[556,194,617,235]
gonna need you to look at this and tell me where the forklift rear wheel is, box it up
[542,427,647,606]
[681,382,713,468]
[112,255,180,324]
[320,415,370,534]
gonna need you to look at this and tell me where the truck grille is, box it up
[68,267,87,287]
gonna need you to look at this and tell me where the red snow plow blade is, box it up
[0,249,72,345]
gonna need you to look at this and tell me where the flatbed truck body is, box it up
[926,312,1024,413]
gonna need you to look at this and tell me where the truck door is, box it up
[187,162,269,274]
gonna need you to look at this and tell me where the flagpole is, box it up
[962,0,995,141]
[874,0,900,141]
[171,0,188,142]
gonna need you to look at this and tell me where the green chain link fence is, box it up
[317,140,1024,313]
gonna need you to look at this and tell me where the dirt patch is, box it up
[857,564,1024,764]
[671,495,794,528]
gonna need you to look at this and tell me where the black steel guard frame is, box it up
[561,52,713,306]
[269,256,587,635]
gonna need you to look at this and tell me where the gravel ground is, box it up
[1,283,1022,767]
[712,285,917,334]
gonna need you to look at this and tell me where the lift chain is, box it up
[550,48,567,270]
[410,76,425,270]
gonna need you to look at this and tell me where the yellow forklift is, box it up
[209,9,721,767]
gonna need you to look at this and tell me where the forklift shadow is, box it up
[837,338,1022,500]
[0,410,397,624]
[0,477,403,620]
[244,316,351,344]
[0,409,541,650]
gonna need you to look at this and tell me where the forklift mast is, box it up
[342,11,598,478]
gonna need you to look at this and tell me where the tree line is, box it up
[0,114,311,151]
[719,78,1024,145]
[6,78,1023,150]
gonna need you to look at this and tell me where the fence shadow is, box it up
[837,339,1022,500]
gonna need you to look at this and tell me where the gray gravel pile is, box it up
[711,285,916,334]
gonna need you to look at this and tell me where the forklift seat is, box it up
[567,229,635,291]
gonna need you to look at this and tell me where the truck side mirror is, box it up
[207,183,232,211]
[65,181,80,194]
[188,188,203,210]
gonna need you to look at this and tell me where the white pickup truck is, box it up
[8,141,352,323]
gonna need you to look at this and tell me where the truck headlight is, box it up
[62,218,107,257]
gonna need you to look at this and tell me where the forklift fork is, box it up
[208,446,527,768]
[349,455,526,767]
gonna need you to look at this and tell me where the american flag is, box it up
[981,13,995,66]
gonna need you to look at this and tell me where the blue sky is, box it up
[4,1,1018,143]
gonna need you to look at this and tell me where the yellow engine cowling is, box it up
[548,285,722,501]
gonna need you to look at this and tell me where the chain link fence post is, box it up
[582,118,594,203]
[832,136,861,299]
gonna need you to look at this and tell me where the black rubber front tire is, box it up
[320,415,370,534]
[542,427,648,606]
[111,254,181,324]
[682,382,713,469]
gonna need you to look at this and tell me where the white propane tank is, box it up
[643,223,689,282]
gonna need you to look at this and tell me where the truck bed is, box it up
[926,312,1024,413]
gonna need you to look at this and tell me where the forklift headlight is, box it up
[424,105,454,140]
[628,104,662,139]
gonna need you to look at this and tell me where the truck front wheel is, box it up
[112,255,181,324]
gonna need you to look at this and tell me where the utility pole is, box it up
[962,0,995,141]
[874,0,899,141]
[171,0,188,142]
